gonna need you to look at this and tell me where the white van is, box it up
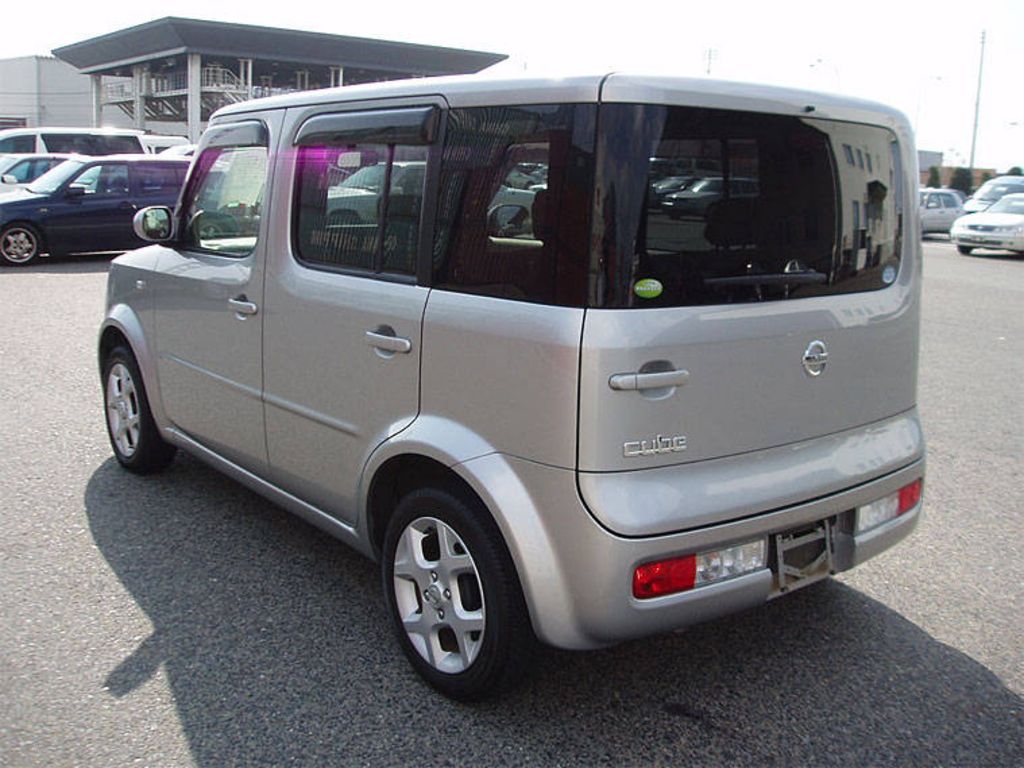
[102,73,925,700]
[139,134,190,154]
[0,127,145,155]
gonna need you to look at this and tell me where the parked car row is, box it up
[919,175,1024,256]
[949,193,1024,255]
[0,154,188,265]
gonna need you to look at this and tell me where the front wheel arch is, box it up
[99,325,131,377]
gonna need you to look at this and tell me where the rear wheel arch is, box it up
[366,454,486,560]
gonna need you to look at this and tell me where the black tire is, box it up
[102,345,177,473]
[0,222,43,266]
[956,245,974,255]
[382,487,535,700]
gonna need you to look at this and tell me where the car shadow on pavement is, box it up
[85,455,1024,767]
[10,254,115,273]
[960,250,1024,262]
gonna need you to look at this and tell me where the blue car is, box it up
[0,155,188,266]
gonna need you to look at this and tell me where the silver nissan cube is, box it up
[99,74,925,700]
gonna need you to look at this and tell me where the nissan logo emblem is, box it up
[802,340,828,377]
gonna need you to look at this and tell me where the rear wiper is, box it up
[704,270,828,287]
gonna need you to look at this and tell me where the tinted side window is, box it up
[181,145,268,256]
[294,143,426,275]
[432,104,596,306]
[134,163,185,196]
[42,133,143,155]
[0,136,35,153]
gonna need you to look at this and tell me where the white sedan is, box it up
[950,193,1024,255]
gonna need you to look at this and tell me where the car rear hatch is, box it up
[577,93,922,536]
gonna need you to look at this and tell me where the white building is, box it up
[0,56,131,130]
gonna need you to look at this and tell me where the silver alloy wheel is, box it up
[392,516,486,674]
[1,227,38,264]
[106,362,141,458]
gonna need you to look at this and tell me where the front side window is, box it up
[181,144,268,256]
[432,104,596,306]
[294,142,427,275]
[5,159,40,183]
[70,163,130,195]
[595,105,903,307]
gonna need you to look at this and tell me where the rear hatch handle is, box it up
[609,369,690,391]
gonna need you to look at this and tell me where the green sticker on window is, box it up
[634,278,663,299]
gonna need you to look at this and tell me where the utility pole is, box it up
[704,48,717,76]
[968,30,986,185]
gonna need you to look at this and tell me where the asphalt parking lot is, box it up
[1,239,1022,767]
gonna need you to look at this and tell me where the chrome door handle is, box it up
[228,297,258,317]
[366,330,411,354]
[609,369,690,391]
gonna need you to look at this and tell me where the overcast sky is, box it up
[4,0,1021,171]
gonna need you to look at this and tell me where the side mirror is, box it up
[1,174,16,184]
[133,206,174,242]
[65,185,86,198]
[487,204,531,238]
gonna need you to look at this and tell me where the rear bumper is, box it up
[578,410,924,537]
[463,450,924,651]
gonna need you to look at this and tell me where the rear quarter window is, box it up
[431,104,596,306]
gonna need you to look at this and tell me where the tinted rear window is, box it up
[593,105,904,308]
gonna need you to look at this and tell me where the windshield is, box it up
[0,156,20,175]
[987,195,1024,215]
[26,159,86,194]
[594,104,903,307]
[974,180,1024,201]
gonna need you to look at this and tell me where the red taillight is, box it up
[898,478,923,514]
[633,555,696,599]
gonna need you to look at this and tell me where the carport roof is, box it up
[52,17,507,77]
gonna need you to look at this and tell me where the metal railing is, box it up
[202,67,244,90]
[103,67,249,102]
[104,81,135,102]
